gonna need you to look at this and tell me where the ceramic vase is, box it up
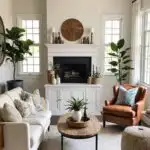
[72,110,82,122]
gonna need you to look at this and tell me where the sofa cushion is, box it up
[103,105,136,118]
[34,110,52,118]
[23,110,51,128]
[0,103,22,122]
[0,94,14,108]
[6,87,23,101]
[14,100,32,117]
[30,125,43,148]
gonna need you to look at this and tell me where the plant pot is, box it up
[92,77,101,84]
[72,110,82,122]
[47,70,55,84]
[7,80,23,90]
[87,76,92,84]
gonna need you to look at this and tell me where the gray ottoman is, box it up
[121,126,150,150]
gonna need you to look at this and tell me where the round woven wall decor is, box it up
[0,16,5,66]
[61,18,84,41]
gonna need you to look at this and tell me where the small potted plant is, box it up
[3,27,33,90]
[92,66,102,84]
[66,97,87,122]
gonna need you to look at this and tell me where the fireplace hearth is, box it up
[53,57,91,83]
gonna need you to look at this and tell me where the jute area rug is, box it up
[40,123,124,150]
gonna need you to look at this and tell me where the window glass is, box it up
[104,18,122,73]
[19,18,40,73]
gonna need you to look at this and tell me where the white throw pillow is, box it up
[0,103,22,122]
[14,99,32,117]
[32,89,44,111]
[20,91,36,114]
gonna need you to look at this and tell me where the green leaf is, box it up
[122,66,134,70]
[110,42,118,51]
[123,55,130,60]
[108,68,118,73]
[120,51,127,57]
[123,59,132,64]
[121,73,128,78]
[108,53,119,57]
[117,39,125,49]
[109,61,118,66]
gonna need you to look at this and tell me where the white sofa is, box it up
[0,87,52,150]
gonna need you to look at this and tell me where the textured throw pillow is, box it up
[0,103,22,122]
[116,86,138,106]
[20,91,36,114]
[20,91,30,101]
[14,99,32,117]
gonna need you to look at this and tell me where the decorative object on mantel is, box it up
[52,75,57,85]
[61,18,84,41]
[82,36,90,44]
[0,16,6,66]
[56,74,61,84]
[90,28,94,44]
[66,97,87,122]
[107,39,134,84]
[47,61,55,84]
[51,27,55,44]
[87,65,102,84]
[54,32,64,44]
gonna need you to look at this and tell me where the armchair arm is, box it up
[132,100,145,120]
[105,98,116,106]
[1,122,30,150]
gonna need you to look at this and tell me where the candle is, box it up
[52,27,56,33]
[91,28,94,33]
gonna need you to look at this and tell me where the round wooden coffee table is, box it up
[57,114,101,150]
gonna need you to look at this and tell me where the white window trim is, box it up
[102,14,124,76]
[16,14,42,76]
[140,11,150,85]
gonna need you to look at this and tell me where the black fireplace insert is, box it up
[53,57,91,83]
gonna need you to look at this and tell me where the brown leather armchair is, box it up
[102,84,147,127]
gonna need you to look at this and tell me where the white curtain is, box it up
[130,0,142,85]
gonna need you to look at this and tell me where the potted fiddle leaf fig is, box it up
[3,27,34,90]
[66,97,87,122]
[107,39,134,84]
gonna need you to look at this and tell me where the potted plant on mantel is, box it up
[107,39,134,84]
[66,97,87,122]
[3,27,34,90]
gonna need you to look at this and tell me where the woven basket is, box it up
[66,117,90,128]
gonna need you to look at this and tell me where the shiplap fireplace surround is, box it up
[45,44,103,115]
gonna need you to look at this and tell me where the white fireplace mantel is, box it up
[45,44,100,69]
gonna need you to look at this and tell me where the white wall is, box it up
[0,0,13,93]
[143,0,150,10]
[12,0,132,99]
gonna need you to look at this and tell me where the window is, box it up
[141,12,150,84]
[17,15,41,74]
[104,16,122,74]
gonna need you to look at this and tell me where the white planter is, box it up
[72,110,82,122]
